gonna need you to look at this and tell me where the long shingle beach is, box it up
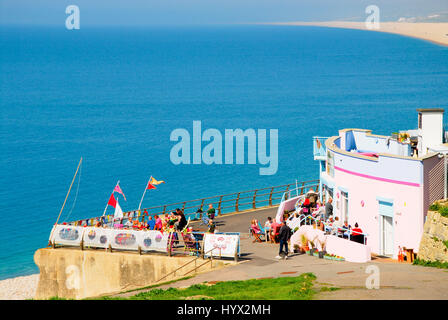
[0,274,39,300]
[264,21,448,46]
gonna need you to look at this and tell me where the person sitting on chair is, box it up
[264,217,273,241]
[341,220,351,239]
[351,222,364,244]
[251,219,261,234]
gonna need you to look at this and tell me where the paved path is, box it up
[126,207,448,299]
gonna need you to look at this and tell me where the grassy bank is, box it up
[101,273,320,300]
[413,258,448,269]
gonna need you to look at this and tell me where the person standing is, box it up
[276,221,292,260]
[207,204,216,220]
[175,209,188,231]
[325,197,333,220]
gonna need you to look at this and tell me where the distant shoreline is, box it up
[261,21,448,47]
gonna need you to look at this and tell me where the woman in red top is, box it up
[351,223,363,236]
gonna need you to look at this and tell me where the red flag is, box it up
[147,182,156,190]
[108,193,117,208]
[114,183,127,201]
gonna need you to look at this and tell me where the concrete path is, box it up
[125,207,448,299]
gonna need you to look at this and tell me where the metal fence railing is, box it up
[68,180,320,227]
[133,180,319,223]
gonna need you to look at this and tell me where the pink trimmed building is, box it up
[314,109,447,258]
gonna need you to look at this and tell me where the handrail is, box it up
[156,246,222,283]
[67,180,319,227]
[137,180,319,219]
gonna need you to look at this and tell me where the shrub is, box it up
[439,206,448,218]
[429,203,440,211]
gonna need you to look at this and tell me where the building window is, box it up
[327,151,334,177]
[418,113,422,129]
[322,185,333,203]
[341,191,349,222]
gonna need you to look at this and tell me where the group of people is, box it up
[197,204,217,234]
[91,208,190,233]
[299,195,365,243]
[250,216,285,244]
[249,193,366,259]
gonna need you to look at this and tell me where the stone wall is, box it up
[417,209,448,263]
[34,248,229,299]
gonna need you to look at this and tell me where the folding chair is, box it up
[257,221,268,242]
[250,228,264,243]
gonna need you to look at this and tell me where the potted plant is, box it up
[293,244,300,254]
[318,250,326,259]
[300,235,308,253]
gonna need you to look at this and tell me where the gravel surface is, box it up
[0,274,39,300]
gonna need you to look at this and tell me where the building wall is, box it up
[331,149,423,186]
[323,148,425,258]
[423,155,446,214]
[329,167,424,258]
[418,112,444,154]
[351,130,411,156]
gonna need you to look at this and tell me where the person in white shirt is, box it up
[331,216,342,235]
[264,217,273,241]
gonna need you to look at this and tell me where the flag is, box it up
[147,181,156,190]
[114,183,127,201]
[107,193,117,208]
[147,182,156,190]
[114,200,123,219]
[149,176,165,185]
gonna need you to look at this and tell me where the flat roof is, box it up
[417,108,445,113]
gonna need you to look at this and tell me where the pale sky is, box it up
[1,0,447,26]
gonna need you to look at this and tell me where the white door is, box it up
[378,200,394,256]
[381,215,394,256]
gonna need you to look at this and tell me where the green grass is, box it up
[413,258,448,269]
[102,273,318,300]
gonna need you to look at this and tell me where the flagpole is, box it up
[103,180,119,216]
[138,176,151,211]
[49,157,82,245]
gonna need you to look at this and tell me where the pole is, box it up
[138,176,151,211]
[103,180,119,216]
[49,157,83,244]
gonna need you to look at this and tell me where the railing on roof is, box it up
[313,136,329,160]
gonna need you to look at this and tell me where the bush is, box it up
[429,203,441,211]
[439,206,448,218]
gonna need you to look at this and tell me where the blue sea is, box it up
[0,25,447,280]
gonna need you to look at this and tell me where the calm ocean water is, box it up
[0,25,447,280]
